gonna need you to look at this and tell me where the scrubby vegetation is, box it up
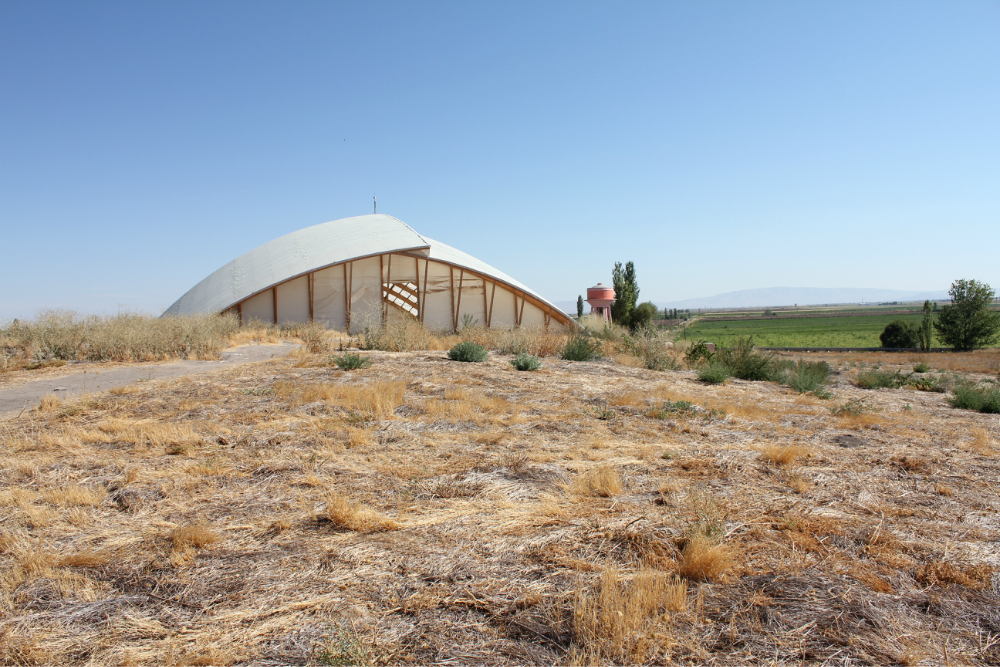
[447,341,488,362]
[560,333,603,362]
[328,353,372,370]
[950,382,1000,413]
[686,336,833,395]
[510,352,542,371]
[0,311,242,365]
[1,321,999,665]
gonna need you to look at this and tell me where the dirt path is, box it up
[0,342,298,417]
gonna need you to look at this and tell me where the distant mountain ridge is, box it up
[554,287,951,314]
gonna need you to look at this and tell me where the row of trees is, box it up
[879,279,1000,350]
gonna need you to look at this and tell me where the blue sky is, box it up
[2,1,998,320]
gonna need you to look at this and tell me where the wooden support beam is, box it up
[237,302,242,324]
[421,258,430,323]
[379,254,385,326]
[308,273,314,322]
[272,288,278,324]
[454,269,464,331]
[346,261,353,334]
[414,256,421,321]
[487,281,496,328]
[518,297,526,328]
[482,277,488,329]
[449,267,456,332]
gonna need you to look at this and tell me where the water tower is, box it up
[586,283,615,322]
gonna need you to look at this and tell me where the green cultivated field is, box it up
[684,313,937,348]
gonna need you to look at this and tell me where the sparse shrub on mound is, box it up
[714,336,774,381]
[510,352,542,371]
[684,340,715,367]
[950,383,1000,413]
[913,362,931,373]
[698,361,732,384]
[328,353,372,370]
[856,368,906,389]
[774,359,832,396]
[619,328,679,371]
[561,333,603,362]
[448,341,488,362]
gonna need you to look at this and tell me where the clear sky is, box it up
[2,1,998,320]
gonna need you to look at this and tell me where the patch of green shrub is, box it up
[775,360,832,395]
[912,362,931,373]
[713,337,774,381]
[949,383,1000,413]
[329,353,372,370]
[684,340,714,367]
[448,341,488,363]
[561,334,602,362]
[856,368,906,389]
[510,352,542,371]
[698,361,732,384]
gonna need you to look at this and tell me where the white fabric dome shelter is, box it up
[163,214,573,332]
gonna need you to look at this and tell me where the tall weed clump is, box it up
[359,319,437,352]
[950,383,1000,413]
[561,332,603,362]
[619,327,679,371]
[1,310,240,363]
[460,324,567,357]
[774,360,833,395]
[713,337,774,381]
[856,368,907,389]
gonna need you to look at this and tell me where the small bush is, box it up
[698,361,732,384]
[775,360,832,394]
[714,337,774,381]
[448,341,488,363]
[913,362,931,373]
[561,334,602,362]
[950,384,1000,413]
[684,340,714,367]
[510,352,542,371]
[857,368,906,389]
[329,353,372,370]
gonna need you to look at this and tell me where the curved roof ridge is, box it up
[163,214,565,322]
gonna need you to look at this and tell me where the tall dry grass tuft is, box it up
[1,310,241,364]
[322,492,400,533]
[359,319,441,351]
[568,465,623,498]
[460,325,569,357]
[678,533,734,581]
[278,380,406,419]
[169,524,221,550]
[759,444,812,467]
[571,568,686,663]
[968,427,996,455]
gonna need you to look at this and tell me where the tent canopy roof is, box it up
[164,214,558,317]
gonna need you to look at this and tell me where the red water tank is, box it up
[586,283,615,304]
[585,283,615,322]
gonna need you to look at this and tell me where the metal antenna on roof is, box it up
[373,191,377,214]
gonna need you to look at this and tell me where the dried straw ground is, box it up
[1,348,998,665]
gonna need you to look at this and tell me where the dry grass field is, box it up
[1,341,999,665]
